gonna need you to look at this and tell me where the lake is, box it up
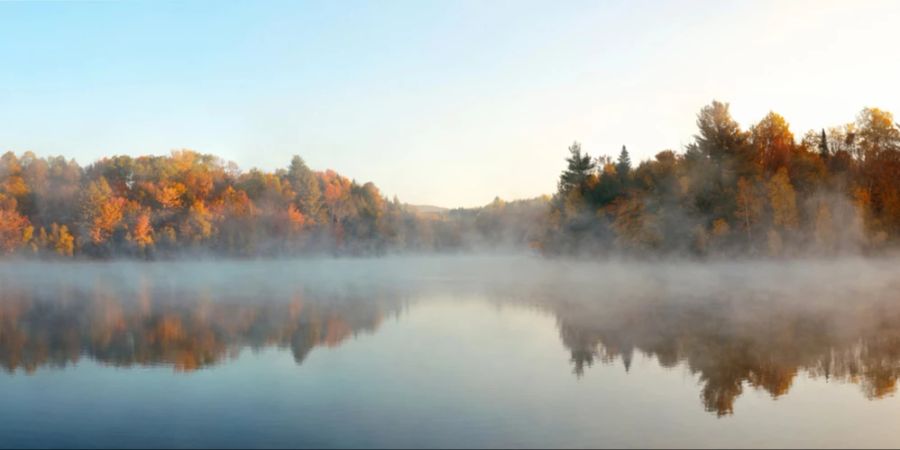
[2,256,900,448]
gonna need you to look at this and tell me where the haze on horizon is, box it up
[1,0,898,208]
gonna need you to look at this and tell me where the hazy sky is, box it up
[1,0,898,207]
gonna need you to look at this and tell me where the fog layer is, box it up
[2,256,900,416]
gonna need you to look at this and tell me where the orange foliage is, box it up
[0,208,29,254]
[155,182,186,210]
[90,197,126,245]
[132,212,154,249]
[286,204,306,234]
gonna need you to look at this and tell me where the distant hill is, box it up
[405,204,449,214]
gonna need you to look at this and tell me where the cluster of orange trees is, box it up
[0,152,439,257]
[1,101,898,259]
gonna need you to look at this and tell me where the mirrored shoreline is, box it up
[3,257,900,417]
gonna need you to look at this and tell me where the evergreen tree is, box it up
[818,129,830,160]
[558,142,595,195]
[694,101,753,177]
[616,145,632,183]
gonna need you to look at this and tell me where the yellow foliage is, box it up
[767,168,798,230]
[2,176,29,199]
[22,225,34,246]
[53,224,75,257]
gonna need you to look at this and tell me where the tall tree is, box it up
[558,142,595,195]
[735,177,764,244]
[856,108,900,161]
[616,145,632,184]
[80,177,125,248]
[818,129,830,160]
[694,101,751,169]
[767,168,799,231]
[0,194,29,254]
[287,156,324,224]
[750,112,795,174]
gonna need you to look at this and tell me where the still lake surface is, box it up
[2,256,900,448]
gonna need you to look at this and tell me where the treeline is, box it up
[540,102,900,256]
[0,151,543,258]
[2,101,898,259]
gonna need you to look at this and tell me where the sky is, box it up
[1,0,899,208]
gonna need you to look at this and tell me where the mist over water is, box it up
[3,0,900,447]
[2,255,900,447]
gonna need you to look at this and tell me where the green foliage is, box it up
[616,145,632,183]
[558,142,595,195]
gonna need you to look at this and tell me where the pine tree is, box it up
[694,101,749,164]
[558,142,595,194]
[818,129,829,160]
[616,145,632,182]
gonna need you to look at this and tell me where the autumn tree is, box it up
[0,194,30,254]
[856,108,900,161]
[131,211,155,252]
[765,168,799,255]
[52,224,75,257]
[80,177,126,252]
[854,108,900,237]
[750,111,795,174]
[735,177,764,246]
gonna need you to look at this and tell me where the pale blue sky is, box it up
[1,0,898,207]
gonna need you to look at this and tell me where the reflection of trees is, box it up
[0,282,400,373]
[5,262,900,419]
[551,293,900,416]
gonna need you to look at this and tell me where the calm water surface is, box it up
[2,256,900,448]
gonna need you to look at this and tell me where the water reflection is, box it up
[552,295,900,416]
[536,263,900,416]
[0,274,405,373]
[2,259,900,418]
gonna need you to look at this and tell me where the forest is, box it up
[0,101,898,259]
[0,150,545,258]
[543,102,900,256]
